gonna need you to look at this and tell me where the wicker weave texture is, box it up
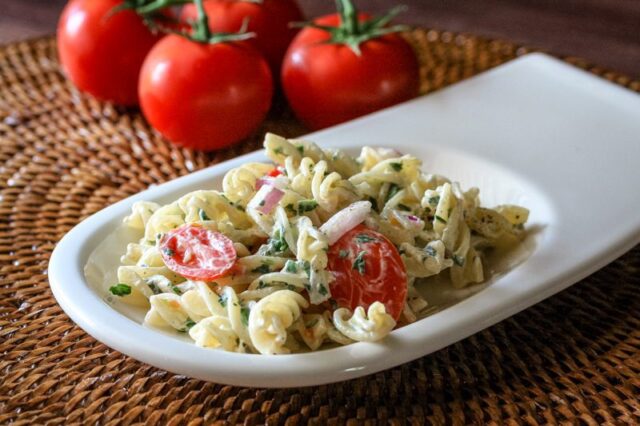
[0,31,639,425]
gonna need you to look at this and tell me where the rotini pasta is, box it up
[107,133,529,354]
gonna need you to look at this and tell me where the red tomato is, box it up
[327,225,408,320]
[138,36,273,151]
[267,167,284,177]
[181,0,303,74]
[282,13,420,130]
[57,0,163,105]
[160,225,237,281]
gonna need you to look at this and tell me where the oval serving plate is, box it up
[49,54,640,387]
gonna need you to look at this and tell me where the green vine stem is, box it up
[116,0,255,44]
[292,0,410,55]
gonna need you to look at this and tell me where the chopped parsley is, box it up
[257,280,269,289]
[241,307,250,326]
[397,204,411,212]
[453,255,465,267]
[146,281,162,295]
[284,260,298,273]
[273,147,284,155]
[218,293,228,307]
[162,247,174,257]
[198,209,210,221]
[352,251,367,275]
[368,197,379,212]
[297,199,318,214]
[385,183,401,203]
[251,264,271,274]
[285,204,296,214]
[318,284,328,296]
[428,195,440,207]
[424,245,437,257]
[390,162,403,172]
[296,145,304,154]
[264,226,288,255]
[170,284,182,295]
[435,215,447,224]
[338,249,349,258]
[178,318,196,333]
[301,260,311,277]
[355,234,377,244]
[109,283,131,297]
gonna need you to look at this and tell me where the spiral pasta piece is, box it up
[248,290,308,354]
[333,302,396,342]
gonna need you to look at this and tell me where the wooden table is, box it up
[1,0,639,77]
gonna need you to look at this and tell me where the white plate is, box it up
[49,53,640,388]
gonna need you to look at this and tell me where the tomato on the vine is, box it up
[281,1,420,130]
[181,0,303,74]
[138,12,273,151]
[57,0,164,105]
[327,225,408,320]
[160,224,237,281]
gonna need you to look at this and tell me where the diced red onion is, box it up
[320,201,372,245]
[256,186,284,214]
[256,177,270,190]
[256,175,287,191]
[393,211,424,231]
[256,175,289,190]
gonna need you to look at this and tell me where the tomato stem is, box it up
[293,0,411,55]
[337,0,359,35]
[193,0,213,41]
[115,0,190,16]
[127,0,256,44]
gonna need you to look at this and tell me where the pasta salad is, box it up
[111,133,529,354]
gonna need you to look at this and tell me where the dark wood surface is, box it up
[1,0,639,77]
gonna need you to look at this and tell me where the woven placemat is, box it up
[1,30,639,425]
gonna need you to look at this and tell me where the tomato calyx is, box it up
[111,0,189,36]
[115,0,189,16]
[185,0,256,44]
[292,0,410,55]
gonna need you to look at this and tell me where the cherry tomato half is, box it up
[160,224,237,281]
[328,225,408,320]
[181,0,303,74]
[57,0,164,105]
[282,13,420,130]
[138,36,273,151]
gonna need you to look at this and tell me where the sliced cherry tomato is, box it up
[159,225,237,281]
[327,225,407,320]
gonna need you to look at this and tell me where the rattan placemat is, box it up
[1,30,639,425]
